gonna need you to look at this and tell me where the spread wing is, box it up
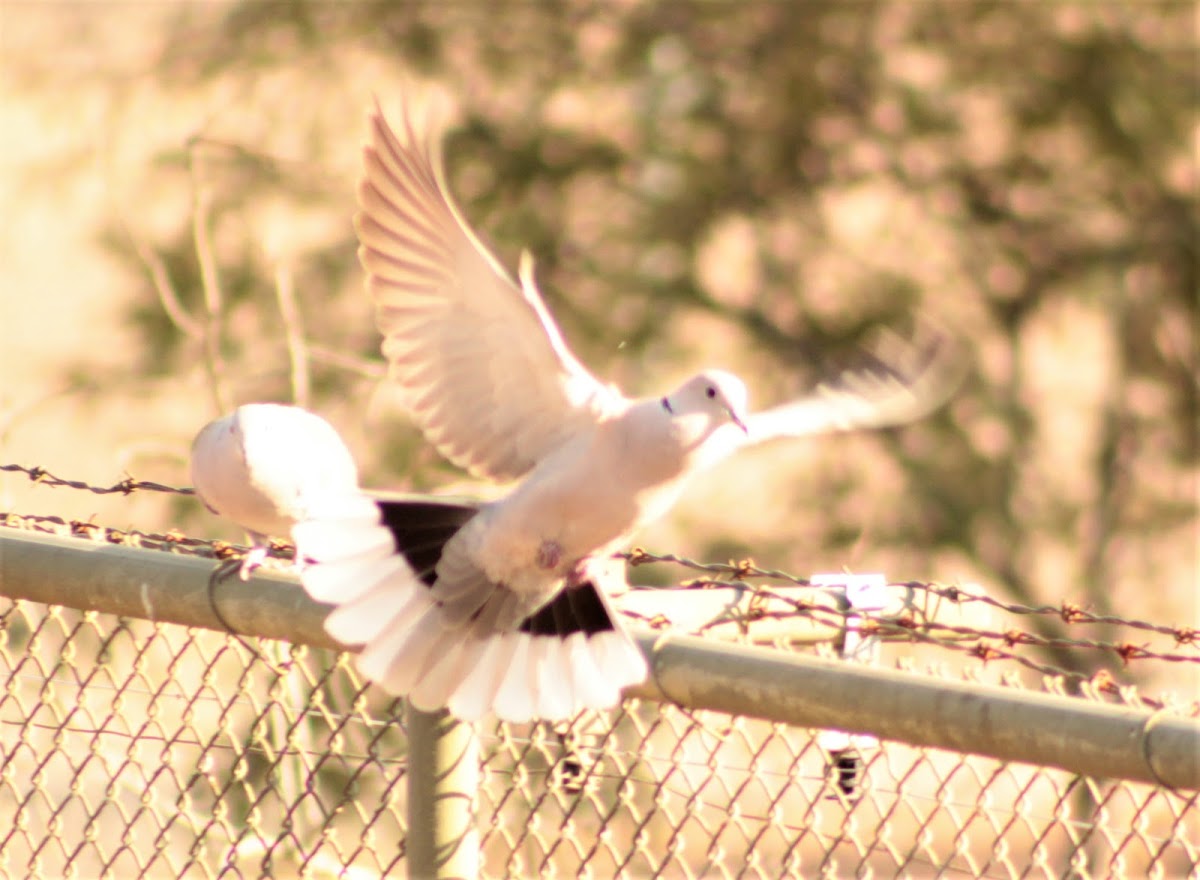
[746,328,964,444]
[357,99,621,483]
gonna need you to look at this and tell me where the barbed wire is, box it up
[0,511,256,560]
[0,463,195,496]
[626,550,1199,648]
[3,463,1197,715]
[617,586,1198,713]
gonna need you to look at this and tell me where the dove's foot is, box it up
[238,545,270,581]
[535,540,563,571]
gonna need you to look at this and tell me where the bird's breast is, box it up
[474,421,694,586]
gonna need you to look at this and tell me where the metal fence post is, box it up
[405,704,479,879]
[813,573,889,800]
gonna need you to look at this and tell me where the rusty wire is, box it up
[4,507,1195,696]
[2,465,1197,693]
[621,549,1199,707]
[627,548,1193,643]
[0,462,196,497]
[1,461,1191,647]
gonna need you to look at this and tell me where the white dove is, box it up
[293,100,960,722]
[191,403,361,579]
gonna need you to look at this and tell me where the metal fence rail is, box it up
[0,517,1197,878]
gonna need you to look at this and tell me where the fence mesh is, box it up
[0,474,1197,879]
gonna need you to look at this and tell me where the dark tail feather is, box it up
[519,580,617,638]
[375,498,480,586]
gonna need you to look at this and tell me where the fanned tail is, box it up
[294,496,647,721]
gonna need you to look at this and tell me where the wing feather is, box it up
[747,327,963,445]
[357,99,622,482]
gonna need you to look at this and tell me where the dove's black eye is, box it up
[705,386,717,399]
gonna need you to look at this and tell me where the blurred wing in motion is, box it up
[357,100,623,483]
[747,327,964,445]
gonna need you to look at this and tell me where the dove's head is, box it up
[662,370,749,436]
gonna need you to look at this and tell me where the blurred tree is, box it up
[62,0,1196,679]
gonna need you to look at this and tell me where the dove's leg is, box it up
[238,535,272,581]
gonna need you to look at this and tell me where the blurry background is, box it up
[1,2,1195,699]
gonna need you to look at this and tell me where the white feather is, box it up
[293,521,394,563]
[323,576,430,646]
[588,630,649,693]
[356,605,443,693]
[409,637,489,712]
[299,546,408,604]
[530,637,575,719]
[449,634,518,722]
[378,625,449,697]
[492,633,537,722]
[301,494,381,523]
[563,631,621,711]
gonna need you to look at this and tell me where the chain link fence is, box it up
[0,472,1197,879]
